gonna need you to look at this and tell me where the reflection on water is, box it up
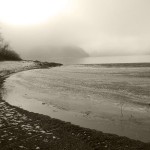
[3,64,150,142]
[48,55,150,65]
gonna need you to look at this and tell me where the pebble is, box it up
[36,147,40,149]
[19,146,24,148]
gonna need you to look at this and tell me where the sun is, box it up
[0,0,71,25]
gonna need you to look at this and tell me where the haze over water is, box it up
[1,0,150,145]
[48,55,150,65]
[1,0,150,59]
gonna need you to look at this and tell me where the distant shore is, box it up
[0,60,150,150]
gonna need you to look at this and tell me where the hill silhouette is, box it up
[24,46,89,60]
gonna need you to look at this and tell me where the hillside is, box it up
[0,49,21,61]
[24,46,89,60]
[0,35,21,61]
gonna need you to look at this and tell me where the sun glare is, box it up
[0,0,71,25]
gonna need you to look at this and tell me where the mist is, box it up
[1,0,150,60]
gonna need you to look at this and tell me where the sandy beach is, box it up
[0,61,150,150]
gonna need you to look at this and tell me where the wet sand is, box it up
[0,61,150,150]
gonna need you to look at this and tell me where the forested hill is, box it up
[24,46,89,60]
[0,36,21,61]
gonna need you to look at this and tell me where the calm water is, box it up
[3,64,150,142]
[48,55,150,64]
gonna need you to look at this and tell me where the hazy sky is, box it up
[0,0,150,57]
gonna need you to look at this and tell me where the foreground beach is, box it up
[0,61,150,150]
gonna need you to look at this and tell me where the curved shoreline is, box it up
[0,61,150,150]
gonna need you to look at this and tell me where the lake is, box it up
[3,63,150,142]
[47,55,150,64]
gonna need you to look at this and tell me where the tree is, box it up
[0,34,21,61]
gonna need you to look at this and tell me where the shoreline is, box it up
[0,61,150,150]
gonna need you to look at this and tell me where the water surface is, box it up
[3,64,150,142]
[47,55,150,64]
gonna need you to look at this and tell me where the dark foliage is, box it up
[0,35,21,61]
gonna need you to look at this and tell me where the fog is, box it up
[1,0,150,59]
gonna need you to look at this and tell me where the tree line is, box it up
[0,34,21,61]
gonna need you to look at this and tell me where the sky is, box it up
[0,0,150,58]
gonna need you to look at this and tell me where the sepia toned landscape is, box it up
[0,0,150,149]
